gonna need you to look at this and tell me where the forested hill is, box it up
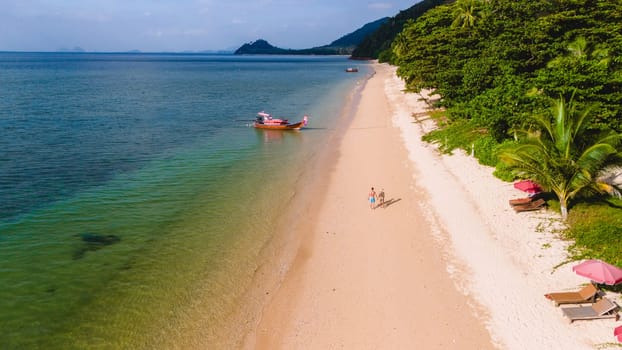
[234,17,388,55]
[234,40,290,55]
[328,17,388,49]
[350,0,448,60]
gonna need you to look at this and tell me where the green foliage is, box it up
[377,49,393,63]
[533,37,622,130]
[393,6,457,92]
[451,0,486,29]
[564,200,622,267]
[472,136,499,166]
[393,0,622,136]
[421,114,516,168]
[421,119,478,154]
[492,160,515,182]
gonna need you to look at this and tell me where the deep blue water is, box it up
[0,52,368,348]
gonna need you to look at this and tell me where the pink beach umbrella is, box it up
[614,325,622,342]
[572,259,622,285]
[513,180,542,194]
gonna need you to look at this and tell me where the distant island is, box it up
[234,17,388,56]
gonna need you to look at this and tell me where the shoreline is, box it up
[244,63,494,349]
[231,69,372,349]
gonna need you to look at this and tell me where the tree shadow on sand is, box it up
[377,198,401,209]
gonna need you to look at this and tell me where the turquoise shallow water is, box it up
[0,53,369,348]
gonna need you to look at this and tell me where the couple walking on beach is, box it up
[368,187,385,209]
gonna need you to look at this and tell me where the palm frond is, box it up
[576,143,618,174]
[596,165,622,198]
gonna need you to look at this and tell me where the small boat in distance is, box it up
[345,67,358,73]
[254,111,308,130]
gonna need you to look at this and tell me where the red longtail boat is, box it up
[253,111,308,130]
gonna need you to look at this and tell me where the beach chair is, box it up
[544,284,599,306]
[561,297,619,323]
[513,198,546,212]
[509,197,533,206]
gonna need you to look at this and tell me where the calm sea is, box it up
[0,52,369,348]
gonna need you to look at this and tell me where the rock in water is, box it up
[73,233,121,259]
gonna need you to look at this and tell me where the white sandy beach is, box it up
[243,63,621,349]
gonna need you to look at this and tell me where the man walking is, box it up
[368,187,377,209]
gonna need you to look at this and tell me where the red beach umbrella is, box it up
[572,259,622,285]
[513,180,542,194]
[614,325,622,342]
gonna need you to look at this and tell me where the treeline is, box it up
[389,0,622,155]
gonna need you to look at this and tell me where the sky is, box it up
[0,1,419,52]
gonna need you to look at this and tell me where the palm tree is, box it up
[499,95,622,220]
[451,0,485,29]
[548,36,610,69]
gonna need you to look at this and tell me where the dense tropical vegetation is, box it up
[384,0,622,262]
[391,0,622,134]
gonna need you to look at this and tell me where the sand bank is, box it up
[243,63,620,349]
